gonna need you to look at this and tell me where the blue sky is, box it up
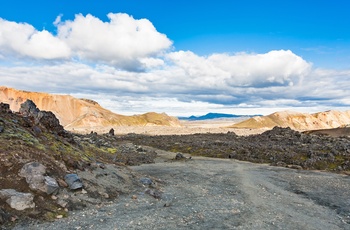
[0,0,349,115]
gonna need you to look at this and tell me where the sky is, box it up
[0,0,350,116]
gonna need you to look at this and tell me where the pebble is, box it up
[56,215,63,219]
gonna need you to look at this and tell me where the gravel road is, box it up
[13,154,350,230]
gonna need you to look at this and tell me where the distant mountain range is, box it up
[178,112,260,121]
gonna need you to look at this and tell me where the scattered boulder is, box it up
[175,153,185,160]
[108,128,115,136]
[44,176,60,195]
[0,103,11,113]
[64,174,83,190]
[0,126,4,133]
[0,189,35,210]
[145,188,162,199]
[19,162,59,195]
[140,178,153,186]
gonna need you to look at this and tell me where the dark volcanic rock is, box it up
[0,103,11,113]
[19,100,67,136]
[19,100,39,117]
[119,126,350,172]
[0,208,11,225]
[109,128,115,136]
[64,174,83,190]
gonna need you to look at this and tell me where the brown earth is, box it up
[0,86,181,130]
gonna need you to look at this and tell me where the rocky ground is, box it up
[0,101,159,229]
[1,100,350,229]
[11,156,350,230]
[119,126,350,172]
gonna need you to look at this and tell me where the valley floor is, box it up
[14,152,350,230]
[67,118,270,136]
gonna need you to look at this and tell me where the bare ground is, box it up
[13,151,350,230]
[66,118,270,136]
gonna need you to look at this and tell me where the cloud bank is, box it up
[0,13,349,116]
[0,13,172,70]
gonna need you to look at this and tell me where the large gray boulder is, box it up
[19,162,59,195]
[0,189,35,210]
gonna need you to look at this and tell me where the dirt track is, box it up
[13,152,350,230]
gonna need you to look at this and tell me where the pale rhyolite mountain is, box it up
[0,86,181,130]
[231,110,350,130]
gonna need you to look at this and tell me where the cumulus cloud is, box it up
[0,13,172,70]
[167,50,311,88]
[56,13,172,70]
[0,18,71,59]
[0,13,348,115]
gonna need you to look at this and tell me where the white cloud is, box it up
[56,13,172,69]
[0,13,172,70]
[0,18,71,59]
[0,14,349,116]
[167,50,312,87]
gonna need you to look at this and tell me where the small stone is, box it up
[57,178,68,187]
[131,195,137,200]
[57,199,68,208]
[81,189,87,194]
[56,215,63,219]
[175,153,185,160]
[140,178,153,185]
[64,174,83,190]
[51,195,57,200]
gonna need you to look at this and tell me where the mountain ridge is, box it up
[231,110,350,130]
[0,86,181,131]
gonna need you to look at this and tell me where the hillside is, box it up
[0,86,181,131]
[2,101,350,229]
[231,110,350,130]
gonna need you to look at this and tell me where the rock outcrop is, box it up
[0,86,181,131]
[19,99,67,136]
[231,110,350,130]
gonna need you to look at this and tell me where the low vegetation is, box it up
[120,127,350,173]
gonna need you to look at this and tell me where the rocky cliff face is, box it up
[231,110,350,130]
[0,86,181,131]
